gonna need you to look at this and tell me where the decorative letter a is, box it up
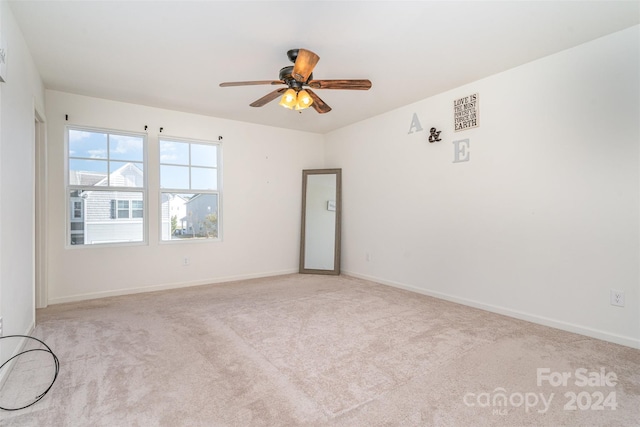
[408,113,423,134]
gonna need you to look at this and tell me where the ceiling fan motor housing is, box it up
[279,66,311,90]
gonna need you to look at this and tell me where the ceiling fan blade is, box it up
[307,79,372,90]
[306,89,332,114]
[292,49,320,83]
[249,88,287,107]
[220,80,284,87]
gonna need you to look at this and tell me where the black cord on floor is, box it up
[0,335,60,411]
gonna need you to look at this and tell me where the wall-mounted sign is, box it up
[454,93,478,132]
[0,33,6,82]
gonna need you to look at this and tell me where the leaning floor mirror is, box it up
[300,168,342,275]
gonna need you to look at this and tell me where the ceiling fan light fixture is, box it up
[279,88,297,109]
[295,90,314,110]
[220,48,371,115]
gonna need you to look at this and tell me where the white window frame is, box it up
[65,125,148,247]
[158,136,222,243]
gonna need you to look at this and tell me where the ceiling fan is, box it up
[219,48,372,114]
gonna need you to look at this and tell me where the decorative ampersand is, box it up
[428,127,442,143]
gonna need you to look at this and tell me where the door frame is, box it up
[34,108,48,309]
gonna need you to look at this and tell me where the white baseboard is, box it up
[47,269,299,305]
[344,271,640,350]
[0,322,36,389]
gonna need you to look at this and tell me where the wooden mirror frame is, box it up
[299,168,341,275]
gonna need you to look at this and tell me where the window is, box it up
[159,138,220,241]
[132,200,144,218]
[109,199,145,219]
[67,127,146,245]
[72,201,83,219]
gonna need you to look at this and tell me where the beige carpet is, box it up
[0,274,638,426]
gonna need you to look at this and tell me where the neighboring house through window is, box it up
[159,137,221,241]
[67,127,146,245]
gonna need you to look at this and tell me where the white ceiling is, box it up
[9,1,640,134]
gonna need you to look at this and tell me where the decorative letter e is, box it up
[452,139,470,163]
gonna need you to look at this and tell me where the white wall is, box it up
[326,26,640,348]
[0,0,45,364]
[45,90,324,303]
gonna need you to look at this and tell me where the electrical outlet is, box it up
[0,317,3,337]
[610,289,625,307]
[365,252,371,262]
[183,256,190,266]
